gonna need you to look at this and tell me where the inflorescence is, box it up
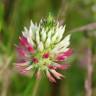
[15,15,72,82]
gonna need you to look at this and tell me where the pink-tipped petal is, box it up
[56,64,70,70]
[64,48,73,57]
[56,49,72,61]
[50,70,63,79]
[16,61,30,75]
[48,65,57,70]
[46,71,56,83]
[19,69,28,75]
[16,65,27,75]
[56,55,65,61]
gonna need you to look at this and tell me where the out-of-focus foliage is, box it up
[0,2,4,32]
[0,0,96,96]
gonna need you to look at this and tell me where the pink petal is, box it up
[32,58,38,64]
[19,36,28,46]
[16,46,27,57]
[27,45,35,53]
[16,63,28,75]
[42,52,49,58]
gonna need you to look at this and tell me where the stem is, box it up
[0,56,12,96]
[84,47,93,96]
[1,70,11,96]
[68,22,96,33]
[32,77,41,96]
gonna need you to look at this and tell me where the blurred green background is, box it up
[0,0,96,96]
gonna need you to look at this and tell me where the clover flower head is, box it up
[15,15,72,82]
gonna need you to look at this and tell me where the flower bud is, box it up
[45,37,51,48]
[52,30,58,43]
[56,25,66,42]
[51,34,71,53]
[16,15,72,82]
[41,28,46,42]
[30,21,37,40]
[27,37,35,47]
[38,41,44,52]
[36,27,40,44]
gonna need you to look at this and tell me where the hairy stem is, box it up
[0,56,12,96]
[32,77,41,96]
[84,47,93,96]
[68,22,96,33]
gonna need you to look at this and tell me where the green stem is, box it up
[32,77,41,96]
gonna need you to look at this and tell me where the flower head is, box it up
[15,15,72,82]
